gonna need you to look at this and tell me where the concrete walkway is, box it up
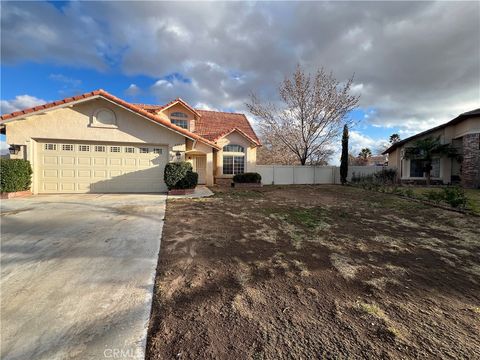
[167,185,214,199]
[0,194,166,360]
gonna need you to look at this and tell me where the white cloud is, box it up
[49,73,82,87]
[0,95,46,114]
[194,102,219,111]
[0,1,478,134]
[125,83,140,97]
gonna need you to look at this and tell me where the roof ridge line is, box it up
[195,109,244,115]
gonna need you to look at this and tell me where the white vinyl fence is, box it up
[256,165,389,185]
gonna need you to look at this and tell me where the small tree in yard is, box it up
[358,148,372,160]
[404,136,458,186]
[247,65,359,165]
[389,133,401,144]
[340,125,349,185]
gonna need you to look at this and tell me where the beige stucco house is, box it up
[0,89,260,193]
[383,108,480,188]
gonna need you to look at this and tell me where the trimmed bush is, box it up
[175,171,199,189]
[0,159,33,193]
[233,172,262,183]
[164,161,198,190]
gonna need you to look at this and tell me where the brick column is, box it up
[461,133,480,188]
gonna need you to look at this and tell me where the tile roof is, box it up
[194,110,261,145]
[0,90,220,149]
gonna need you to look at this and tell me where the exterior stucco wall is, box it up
[4,98,188,193]
[161,103,196,132]
[453,117,480,138]
[215,132,257,177]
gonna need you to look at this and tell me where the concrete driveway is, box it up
[1,194,166,360]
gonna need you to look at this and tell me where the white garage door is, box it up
[37,140,168,193]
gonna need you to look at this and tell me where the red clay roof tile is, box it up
[194,109,260,145]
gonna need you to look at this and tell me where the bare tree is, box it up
[247,65,359,165]
[257,133,299,165]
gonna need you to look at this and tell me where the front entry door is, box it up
[193,156,207,184]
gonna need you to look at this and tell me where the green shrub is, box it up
[423,189,444,203]
[423,187,467,208]
[164,161,198,190]
[233,172,262,183]
[0,159,33,192]
[442,187,467,208]
[374,168,397,184]
[175,171,199,189]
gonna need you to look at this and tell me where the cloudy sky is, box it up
[1,1,479,157]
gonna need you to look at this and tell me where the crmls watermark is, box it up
[103,347,141,358]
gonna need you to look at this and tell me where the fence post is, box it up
[272,165,275,185]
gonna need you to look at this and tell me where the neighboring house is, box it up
[366,155,388,166]
[383,108,480,188]
[0,89,260,193]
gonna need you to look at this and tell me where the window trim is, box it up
[171,118,189,129]
[170,111,188,118]
[408,158,441,179]
[222,155,245,175]
[223,144,245,153]
[91,108,118,128]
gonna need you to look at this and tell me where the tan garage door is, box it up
[37,140,168,193]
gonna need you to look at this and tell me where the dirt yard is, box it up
[147,185,480,359]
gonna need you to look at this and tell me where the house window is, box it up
[78,145,90,152]
[110,146,121,153]
[153,148,163,154]
[171,119,188,129]
[223,144,245,175]
[139,147,149,154]
[62,144,74,151]
[44,143,57,151]
[124,147,135,153]
[94,145,106,152]
[410,160,424,177]
[171,112,188,118]
[223,144,244,153]
[223,156,245,175]
[410,158,440,178]
[431,158,440,178]
[170,112,189,129]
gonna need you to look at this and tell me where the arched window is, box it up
[92,108,117,127]
[170,112,189,129]
[223,144,245,175]
[223,144,244,153]
[171,112,188,118]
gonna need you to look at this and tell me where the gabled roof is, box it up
[383,108,480,154]
[0,90,220,149]
[161,98,202,118]
[194,110,261,145]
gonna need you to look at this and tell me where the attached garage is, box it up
[37,140,168,193]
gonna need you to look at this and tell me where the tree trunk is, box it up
[425,161,432,186]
